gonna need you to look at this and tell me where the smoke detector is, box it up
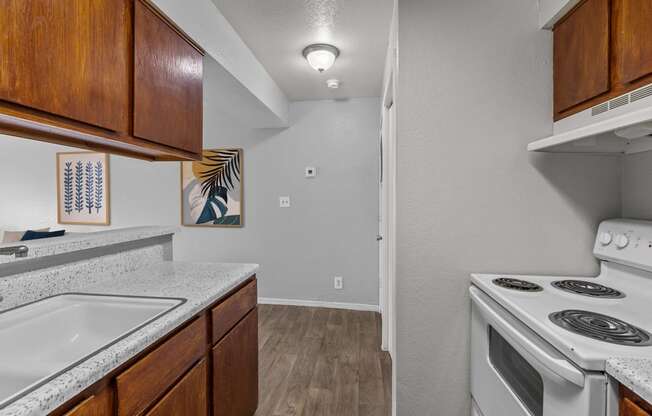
[326,79,340,89]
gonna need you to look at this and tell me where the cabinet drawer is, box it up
[212,279,257,344]
[145,359,208,416]
[116,315,207,416]
[212,308,258,416]
[64,386,113,416]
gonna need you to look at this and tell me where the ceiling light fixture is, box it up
[302,44,340,72]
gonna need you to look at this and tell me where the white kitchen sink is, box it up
[0,293,185,408]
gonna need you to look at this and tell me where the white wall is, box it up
[396,0,622,415]
[623,151,652,219]
[0,65,380,307]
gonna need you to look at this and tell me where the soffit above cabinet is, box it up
[539,0,584,29]
[151,0,289,127]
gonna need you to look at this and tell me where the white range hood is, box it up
[528,83,652,154]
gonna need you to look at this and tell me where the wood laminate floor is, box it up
[255,305,392,416]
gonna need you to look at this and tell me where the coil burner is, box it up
[492,277,543,292]
[549,310,652,346]
[551,280,624,299]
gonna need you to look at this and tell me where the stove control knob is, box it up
[599,232,613,246]
[615,234,629,249]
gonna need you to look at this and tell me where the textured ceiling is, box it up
[212,0,393,101]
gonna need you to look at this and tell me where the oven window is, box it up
[489,327,543,416]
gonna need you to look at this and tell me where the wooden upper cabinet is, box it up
[0,0,203,161]
[617,0,652,85]
[134,0,203,156]
[0,0,130,132]
[554,0,611,117]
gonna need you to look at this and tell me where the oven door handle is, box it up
[470,286,585,388]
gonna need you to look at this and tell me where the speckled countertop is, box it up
[607,358,652,403]
[0,226,178,265]
[0,261,258,416]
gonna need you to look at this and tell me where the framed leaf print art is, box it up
[57,152,110,225]
[181,148,243,227]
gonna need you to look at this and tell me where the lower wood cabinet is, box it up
[145,359,208,416]
[53,277,258,416]
[621,385,652,416]
[622,398,651,416]
[63,386,113,416]
[212,280,257,344]
[213,308,259,416]
[115,315,207,415]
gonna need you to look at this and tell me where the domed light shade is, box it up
[302,44,340,72]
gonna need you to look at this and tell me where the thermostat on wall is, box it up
[305,167,317,178]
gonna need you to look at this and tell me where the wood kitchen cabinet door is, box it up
[616,0,652,85]
[0,0,130,132]
[63,386,113,416]
[133,0,203,155]
[621,386,652,416]
[145,359,208,416]
[622,398,652,416]
[554,0,611,118]
[212,308,259,416]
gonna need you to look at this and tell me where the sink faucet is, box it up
[0,245,29,258]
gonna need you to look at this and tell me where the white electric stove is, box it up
[470,219,652,416]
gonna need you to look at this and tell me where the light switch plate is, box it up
[279,196,291,208]
[305,166,317,178]
[334,276,343,290]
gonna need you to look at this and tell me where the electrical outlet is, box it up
[334,276,343,290]
[279,196,291,208]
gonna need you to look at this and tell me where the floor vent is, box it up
[631,85,652,102]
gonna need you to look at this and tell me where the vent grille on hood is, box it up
[590,84,652,118]
[592,102,609,116]
[529,81,652,154]
[609,95,630,110]
[631,84,652,103]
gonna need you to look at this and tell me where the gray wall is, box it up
[623,151,652,219]
[396,0,622,415]
[0,58,380,307]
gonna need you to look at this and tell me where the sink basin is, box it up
[0,293,185,408]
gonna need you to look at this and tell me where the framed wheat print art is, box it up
[181,148,243,227]
[57,152,110,225]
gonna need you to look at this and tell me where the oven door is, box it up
[470,286,606,416]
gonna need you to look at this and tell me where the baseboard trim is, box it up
[258,297,380,312]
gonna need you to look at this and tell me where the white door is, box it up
[380,98,396,357]
[379,108,388,350]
